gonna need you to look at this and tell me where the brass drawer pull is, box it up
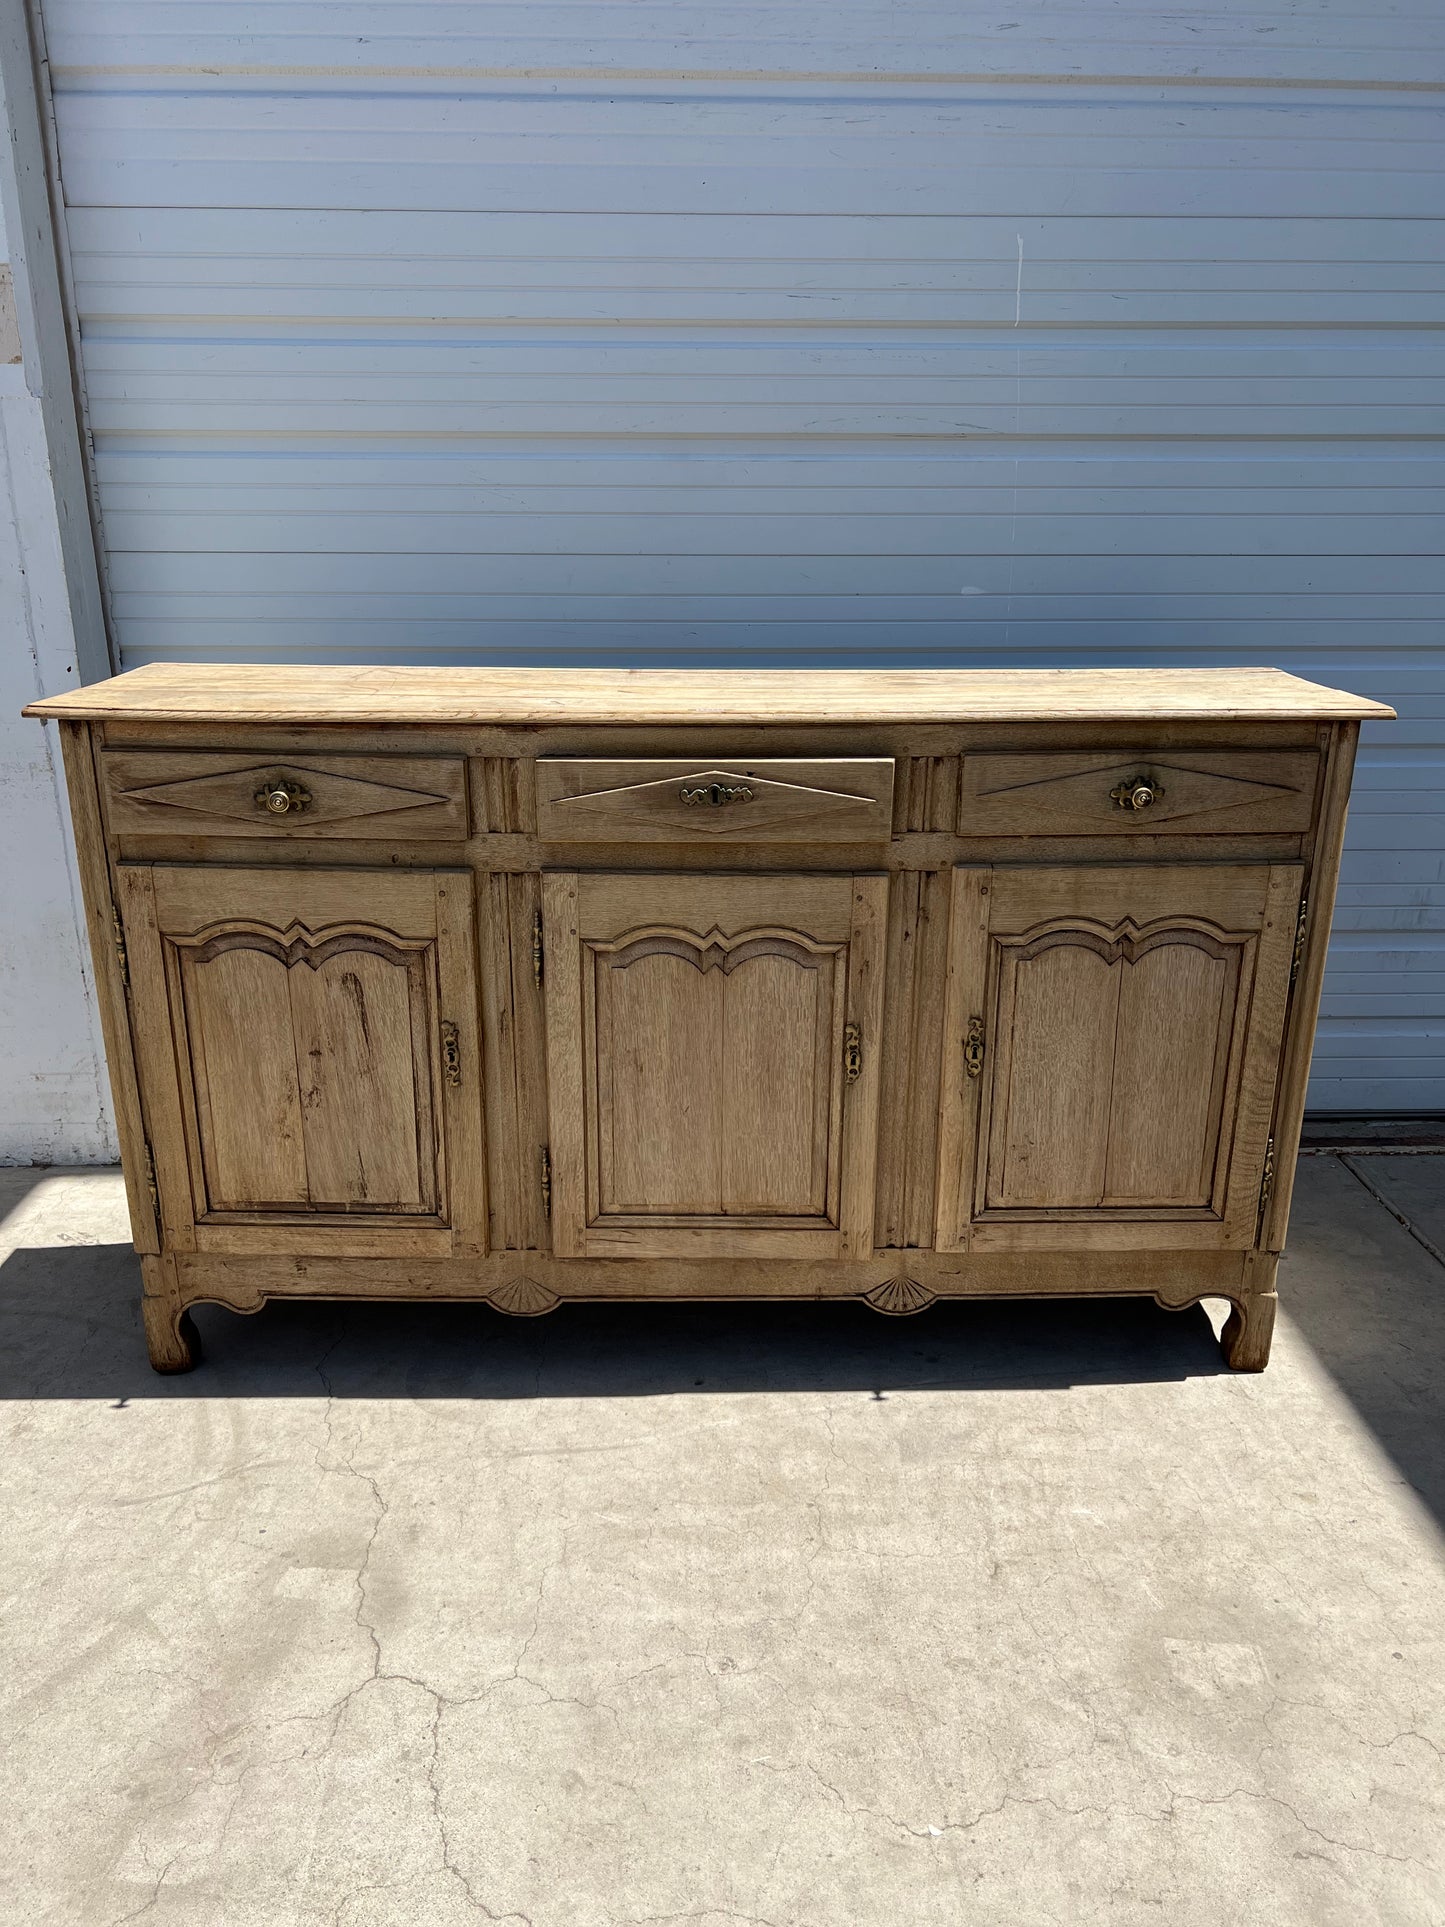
[441,1020,462,1088]
[1110,775,1163,813]
[255,776,311,816]
[680,782,753,807]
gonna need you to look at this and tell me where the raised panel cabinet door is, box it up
[543,872,888,1258]
[935,863,1303,1252]
[116,865,486,1257]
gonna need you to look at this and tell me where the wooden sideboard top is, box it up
[26,662,1394,726]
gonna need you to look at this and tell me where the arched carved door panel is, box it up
[936,864,1303,1252]
[543,872,887,1258]
[171,926,439,1216]
[117,865,486,1257]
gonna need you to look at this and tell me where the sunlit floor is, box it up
[1,1157,1442,1927]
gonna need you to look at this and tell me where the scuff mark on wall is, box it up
[0,266,19,363]
[1014,231,1024,329]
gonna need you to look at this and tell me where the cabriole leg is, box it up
[140,1255,202,1374]
[1220,1254,1278,1373]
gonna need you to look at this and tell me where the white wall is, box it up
[0,193,115,1162]
[37,0,1445,1112]
[1,2,1440,1139]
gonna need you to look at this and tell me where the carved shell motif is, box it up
[863,1276,937,1317]
[488,1276,560,1319]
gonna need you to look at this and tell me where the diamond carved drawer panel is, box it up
[536,758,894,843]
[958,750,1319,835]
[102,750,468,839]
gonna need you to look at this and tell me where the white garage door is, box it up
[40,2,1445,1111]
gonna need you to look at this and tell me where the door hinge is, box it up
[964,1014,986,1080]
[843,1021,862,1083]
[540,1145,552,1218]
[111,899,130,989]
[532,909,544,992]
[142,1138,159,1216]
[1257,1134,1276,1230]
[1289,893,1309,987]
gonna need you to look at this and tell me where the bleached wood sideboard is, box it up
[27,665,1391,1373]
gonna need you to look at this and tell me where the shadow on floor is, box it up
[6,1160,1441,1535]
[0,1237,1234,1402]
[1280,1154,1445,1533]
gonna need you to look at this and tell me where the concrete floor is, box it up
[1,1161,1442,1927]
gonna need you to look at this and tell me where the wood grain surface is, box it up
[26,662,1394,724]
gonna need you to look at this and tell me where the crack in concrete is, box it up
[1259,1686,1445,1766]
[1339,1153,1445,1269]
[1368,1727,1445,1759]
[1165,1784,1434,1871]
[303,1343,554,1921]
[328,1873,410,1926]
[314,1344,389,1683]
[800,1760,1437,1878]
[422,1690,534,1924]
[107,1847,182,1927]
[626,1913,787,1927]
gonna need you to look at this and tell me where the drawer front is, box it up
[103,750,468,839]
[958,750,1319,836]
[537,758,894,843]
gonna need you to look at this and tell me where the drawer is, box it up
[102,750,468,839]
[536,758,894,843]
[958,749,1319,835]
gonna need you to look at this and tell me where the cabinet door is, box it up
[117,865,485,1256]
[936,864,1302,1251]
[543,872,887,1258]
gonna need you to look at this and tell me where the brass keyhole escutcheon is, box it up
[1110,774,1164,813]
[843,1022,862,1083]
[441,1020,462,1089]
[964,1015,986,1080]
[255,776,312,816]
[679,782,754,807]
